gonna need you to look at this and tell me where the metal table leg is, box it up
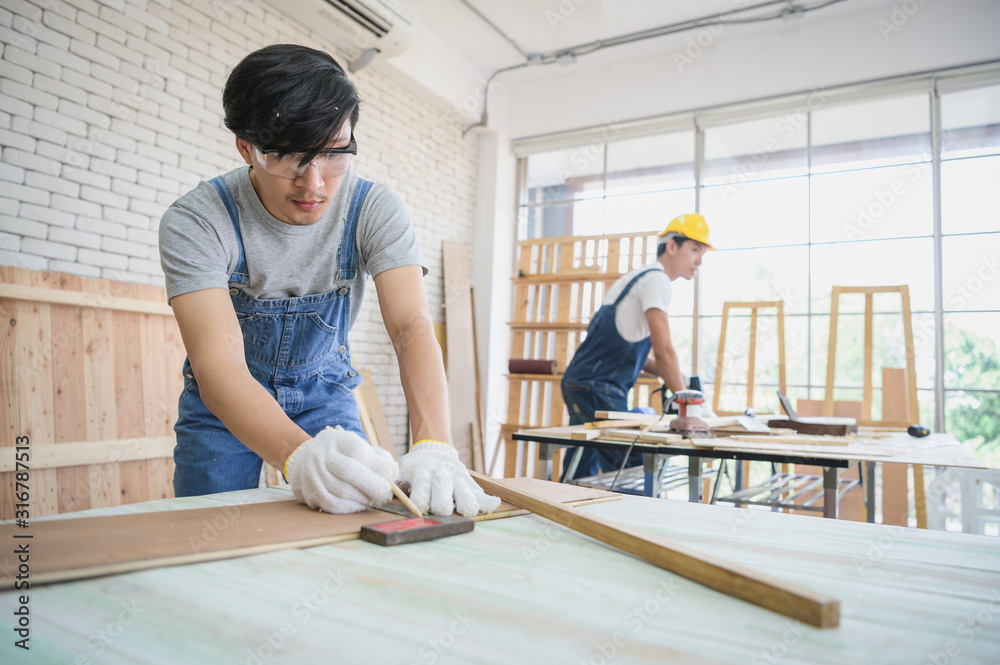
[689,455,703,503]
[823,466,839,519]
[644,454,663,498]
[536,443,552,480]
[865,461,876,523]
[561,447,583,484]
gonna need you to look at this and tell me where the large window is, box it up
[517,73,1000,464]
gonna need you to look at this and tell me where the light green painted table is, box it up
[1,485,999,664]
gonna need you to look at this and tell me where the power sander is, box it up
[665,389,713,438]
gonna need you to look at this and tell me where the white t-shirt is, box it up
[602,264,672,343]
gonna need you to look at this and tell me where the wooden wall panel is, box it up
[0,267,181,519]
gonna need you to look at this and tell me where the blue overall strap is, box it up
[611,266,660,307]
[336,177,373,285]
[208,176,249,285]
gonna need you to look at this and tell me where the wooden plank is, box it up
[0,283,174,316]
[139,312,173,502]
[0,292,18,521]
[899,286,926,529]
[356,369,397,461]
[747,306,758,408]
[82,302,121,509]
[713,303,730,415]
[863,293,874,421]
[50,292,93,514]
[0,437,176,472]
[471,472,840,628]
[443,240,482,472]
[114,302,148,507]
[882,367,911,527]
[0,478,619,588]
[15,297,59,517]
[823,287,842,418]
[777,301,786,395]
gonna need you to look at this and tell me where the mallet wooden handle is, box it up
[470,471,840,628]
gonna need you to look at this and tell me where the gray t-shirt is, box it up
[159,167,425,329]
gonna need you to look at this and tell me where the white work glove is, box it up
[285,426,399,514]
[397,441,502,518]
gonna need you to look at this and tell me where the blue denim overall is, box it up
[561,267,659,479]
[172,175,373,496]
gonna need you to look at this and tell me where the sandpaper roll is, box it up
[508,358,559,375]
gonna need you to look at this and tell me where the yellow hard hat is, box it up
[658,213,714,250]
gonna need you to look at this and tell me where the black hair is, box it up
[223,44,361,166]
[656,234,689,257]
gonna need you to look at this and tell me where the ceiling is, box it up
[420,0,892,82]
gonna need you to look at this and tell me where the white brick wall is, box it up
[0,0,481,448]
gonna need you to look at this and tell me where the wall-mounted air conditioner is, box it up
[261,0,418,68]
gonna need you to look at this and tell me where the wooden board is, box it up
[882,367,911,526]
[442,241,484,472]
[1,268,183,519]
[0,478,618,588]
[472,472,840,628]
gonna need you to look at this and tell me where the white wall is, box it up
[0,0,481,451]
[501,0,1000,140]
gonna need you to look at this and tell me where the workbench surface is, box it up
[2,486,998,664]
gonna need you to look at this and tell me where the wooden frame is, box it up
[713,300,786,415]
[823,285,926,527]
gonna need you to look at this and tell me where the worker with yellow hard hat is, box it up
[560,213,714,480]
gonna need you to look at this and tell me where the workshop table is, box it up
[1,485,999,664]
[514,426,987,520]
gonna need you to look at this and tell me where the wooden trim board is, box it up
[0,283,174,316]
[0,478,618,589]
[0,437,175,472]
[442,240,484,472]
[472,472,840,628]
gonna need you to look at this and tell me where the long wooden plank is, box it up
[442,240,483,472]
[0,437,175,472]
[471,472,840,628]
[882,368,911,526]
[0,478,618,588]
[0,283,173,316]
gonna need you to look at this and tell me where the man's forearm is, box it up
[653,348,686,393]
[394,320,452,445]
[194,358,310,470]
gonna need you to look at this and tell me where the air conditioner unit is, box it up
[262,0,418,64]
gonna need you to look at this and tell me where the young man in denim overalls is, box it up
[159,45,499,518]
[561,214,714,480]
